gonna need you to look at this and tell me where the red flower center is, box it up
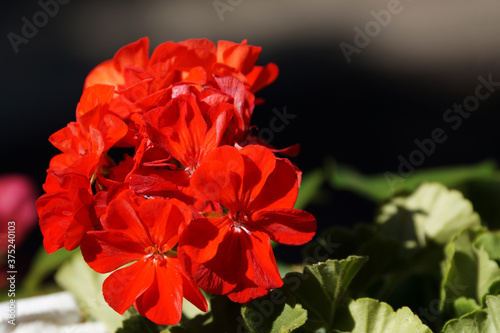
[145,244,172,263]
[229,211,251,235]
[231,211,249,223]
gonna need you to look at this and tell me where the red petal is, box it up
[100,191,151,246]
[115,77,151,103]
[138,199,185,251]
[149,41,186,66]
[178,217,230,265]
[239,134,300,157]
[84,59,123,89]
[249,158,298,212]
[246,63,279,93]
[37,193,74,253]
[179,218,283,303]
[184,224,249,296]
[171,258,208,312]
[177,39,216,70]
[216,40,261,75]
[81,230,145,273]
[213,76,248,133]
[243,230,282,288]
[49,124,80,156]
[239,145,276,208]
[84,37,149,89]
[144,94,216,172]
[227,284,271,304]
[184,66,207,85]
[36,174,93,253]
[103,260,155,315]
[197,85,232,106]
[134,260,183,325]
[165,95,207,169]
[272,143,300,157]
[112,37,149,72]
[108,153,135,182]
[99,113,129,151]
[203,102,234,156]
[226,230,282,303]
[129,168,189,194]
[251,209,316,245]
[76,84,115,119]
[190,146,244,210]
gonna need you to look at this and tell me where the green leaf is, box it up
[327,159,496,203]
[209,294,246,332]
[55,249,126,332]
[160,312,215,333]
[487,279,500,296]
[162,326,199,333]
[162,294,244,333]
[334,298,432,333]
[20,246,74,297]
[303,224,439,300]
[162,326,191,333]
[242,293,307,333]
[327,161,394,203]
[474,231,500,262]
[377,182,481,248]
[284,256,368,331]
[486,296,500,330]
[442,295,500,332]
[117,314,162,333]
[294,168,325,210]
[452,297,481,317]
[346,236,405,298]
[440,228,500,311]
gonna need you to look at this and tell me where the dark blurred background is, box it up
[2,0,500,259]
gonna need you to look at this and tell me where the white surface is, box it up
[0,292,108,333]
[3,321,108,333]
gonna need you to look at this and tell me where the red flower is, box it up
[84,38,150,90]
[83,38,278,147]
[178,145,316,303]
[38,37,316,326]
[37,173,94,253]
[82,190,207,325]
[85,38,277,95]
[144,92,233,175]
[36,84,129,253]
[48,84,128,178]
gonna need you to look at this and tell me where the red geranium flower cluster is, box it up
[36,37,316,325]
